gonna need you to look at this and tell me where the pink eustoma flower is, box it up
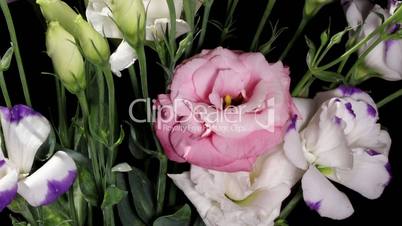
[154,47,296,172]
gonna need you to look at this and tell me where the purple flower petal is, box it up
[286,115,298,133]
[385,162,392,176]
[366,149,381,156]
[41,170,77,206]
[0,160,5,168]
[0,185,17,212]
[367,104,377,117]
[0,105,39,123]
[334,116,342,125]
[338,85,362,97]
[306,200,322,211]
[345,102,356,118]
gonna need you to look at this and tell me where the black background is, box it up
[0,0,401,225]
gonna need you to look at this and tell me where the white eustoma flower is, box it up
[284,86,391,219]
[342,0,402,81]
[0,105,77,210]
[169,147,302,226]
[86,0,191,76]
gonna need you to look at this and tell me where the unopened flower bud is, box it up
[304,0,333,17]
[46,21,86,94]
[74,15,110,65]
[36,0,78,33]
[110,0,146,48]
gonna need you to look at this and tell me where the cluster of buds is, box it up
[36,0,111,93]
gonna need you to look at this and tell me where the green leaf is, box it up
[101,185,127,209]
[128,124,146,159]
[128,167,155,224]
[10,215,28,226]
[116,173,146,226]
[112,163,133,172]
[305,36,316,66]
[128,123,161,159]
[36,128,57,161]
[7,196,36,225]
[42,204,73,226]
[312,70,344,83]
[153,204,192,226]
[61,149,98,206]
[0,44,14,71]
[73,183,88,226]
[193,216,206,226]
[175,34,193,62]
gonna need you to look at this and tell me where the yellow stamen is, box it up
[224,95,232,108]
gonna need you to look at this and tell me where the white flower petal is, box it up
[330,149,390,199]
[252,147,302,189]
[169,172,213,219]
[0,160,18,211]
[146,18,190,40]
[0,105,51,174]
[109,41,138,77]
[17,151,77,207]
[292,98,315,128]
[86,0,123,38]
[302,166,354,220]
[302,103,353,169]
[144,0,183,24]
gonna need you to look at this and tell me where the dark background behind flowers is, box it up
[0,0,401,225]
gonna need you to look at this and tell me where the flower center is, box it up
[223,93,244,109]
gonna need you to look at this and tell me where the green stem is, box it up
[250,0,276,51]
[77,91,102,189]
[103,207,115,226]
[96,71,106,175]
[166,0,177,53]
[197,0,214,50]
[128,65,140,98]
[77,91,90,118]
[0,0,31,106]
[280,16,311,60]
[56,80,69,147]
[0,70,11,107]
[68,190,79,226]
[292,71,313,97]
[183,0,195,57]
[135,46,148,99]
[103,68,116,145]
[156,155,168,215]
[219,0,238,44]
[376,88,402,108]
[278,189,303,220]
[317,7,402,71]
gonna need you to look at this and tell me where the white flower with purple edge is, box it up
[284,85,391,219]
[169,146,302,226]
[342,0,402,81]
[0,105,77,210]
[86,0,192,77]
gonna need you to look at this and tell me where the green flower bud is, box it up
[37,0,110,66]
[304,0,333,17]
[36,0,78,33]
[110,0,146,48]
[74,15,111,65]
[46,21,86,94]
